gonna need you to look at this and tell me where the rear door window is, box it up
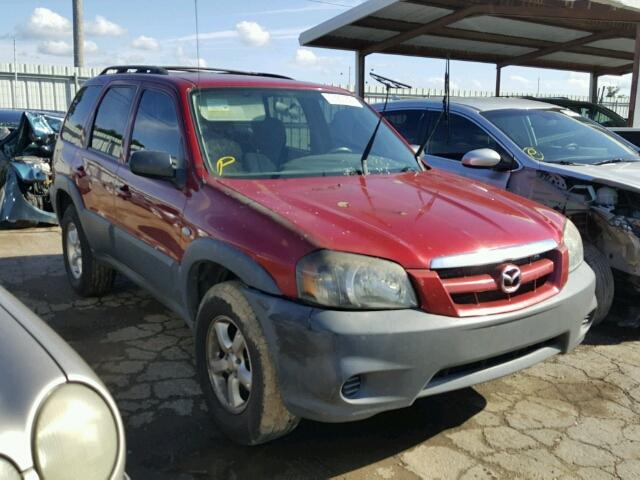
[90,86,136,158]
[61,85,101,147]
[129,90,183,164]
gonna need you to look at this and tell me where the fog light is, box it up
[583,311,595,327]
[341,375,362,399]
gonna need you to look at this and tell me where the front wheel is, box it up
[195,281,299,445]
[584,243,614,325]
[61,205,115,297]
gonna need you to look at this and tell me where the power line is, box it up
[306,0,355,7]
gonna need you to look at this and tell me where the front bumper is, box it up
[247,261,596,423]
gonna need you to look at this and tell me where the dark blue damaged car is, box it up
[0,109,63,227]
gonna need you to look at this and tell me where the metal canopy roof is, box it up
[300,0,640,76]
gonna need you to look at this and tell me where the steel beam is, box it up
[628,25,640,127]
[498,30,627,68]
[355,51,366,98]
[589,72,599,104]
[361,6,483,56]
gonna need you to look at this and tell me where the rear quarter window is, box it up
[61,85,101,147]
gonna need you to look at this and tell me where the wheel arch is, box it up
[180,238,282,326]
[51,175,85,221]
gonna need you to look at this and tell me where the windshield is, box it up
[191,88,420,178]
[482,108,640,165]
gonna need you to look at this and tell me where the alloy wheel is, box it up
[66,222,83,279]
[206,315,252,414]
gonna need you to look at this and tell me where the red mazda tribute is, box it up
[51,66,596,444]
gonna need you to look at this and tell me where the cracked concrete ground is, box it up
[1,228,639,480]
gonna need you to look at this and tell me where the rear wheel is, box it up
[195,281,299,445]
[61,205,115,297]
[584,243,614,325]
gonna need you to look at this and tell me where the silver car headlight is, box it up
[564,219,584,272]
[34,383,119,480]
[0,457,21,480]
[296,250,418,309]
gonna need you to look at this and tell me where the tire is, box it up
[195,281,299,445]
[61,205,115,297]
[584,243,614,325]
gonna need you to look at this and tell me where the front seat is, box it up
[204,131,245,176]
[251,117,287,170]
[330,110,367,150]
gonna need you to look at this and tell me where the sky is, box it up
[0,0,632,97]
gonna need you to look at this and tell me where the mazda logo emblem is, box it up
[499,264,522,294]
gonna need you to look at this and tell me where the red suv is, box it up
[51,66,596,445]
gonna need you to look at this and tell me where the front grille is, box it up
[451,274,551,305]
[427,337,560,387]
[434,250,560,316]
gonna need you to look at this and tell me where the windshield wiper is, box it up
[553,160,584,166]
[593,158,635,165]
[360,73,411,176]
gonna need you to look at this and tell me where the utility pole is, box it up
[72,0,84,67]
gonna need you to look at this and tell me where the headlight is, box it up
[34,383,119,480]
[563,219,584,272]
[296,250,418,309]
[0,457,21,480]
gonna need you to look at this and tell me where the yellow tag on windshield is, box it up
[216,156,236,176]
[523,147,544,161]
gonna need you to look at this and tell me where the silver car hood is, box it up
[0,302,65,472]
[542,161,640,193]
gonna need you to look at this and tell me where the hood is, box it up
[219,170,564,269]
[543,161,640,193]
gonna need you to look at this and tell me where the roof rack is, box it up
[99,65,292,80]
[162,66,293,80]
[99,66,169,75]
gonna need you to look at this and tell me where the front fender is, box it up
[179,237,282,325]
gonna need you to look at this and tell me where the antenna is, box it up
[414,58,450,161]
[444,55,450,142]
[193,0,201,85]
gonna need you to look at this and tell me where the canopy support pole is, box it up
[355,51,366,98]
[495,66,502,96]
[589,72,599,104]
[629,25,640,126]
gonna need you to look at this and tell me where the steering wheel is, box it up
[329,147,353,154]
[565,143,579,151]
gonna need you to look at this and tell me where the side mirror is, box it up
[130,150,175,179]
[462,148,502,169]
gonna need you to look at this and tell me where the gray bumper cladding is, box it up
[246,261,596,423]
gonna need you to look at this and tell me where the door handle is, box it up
[117,184,132,199]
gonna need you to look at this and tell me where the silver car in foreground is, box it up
[0,286,126,480]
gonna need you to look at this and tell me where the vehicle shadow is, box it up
[163,388,486,480]
[583,321,639,346]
